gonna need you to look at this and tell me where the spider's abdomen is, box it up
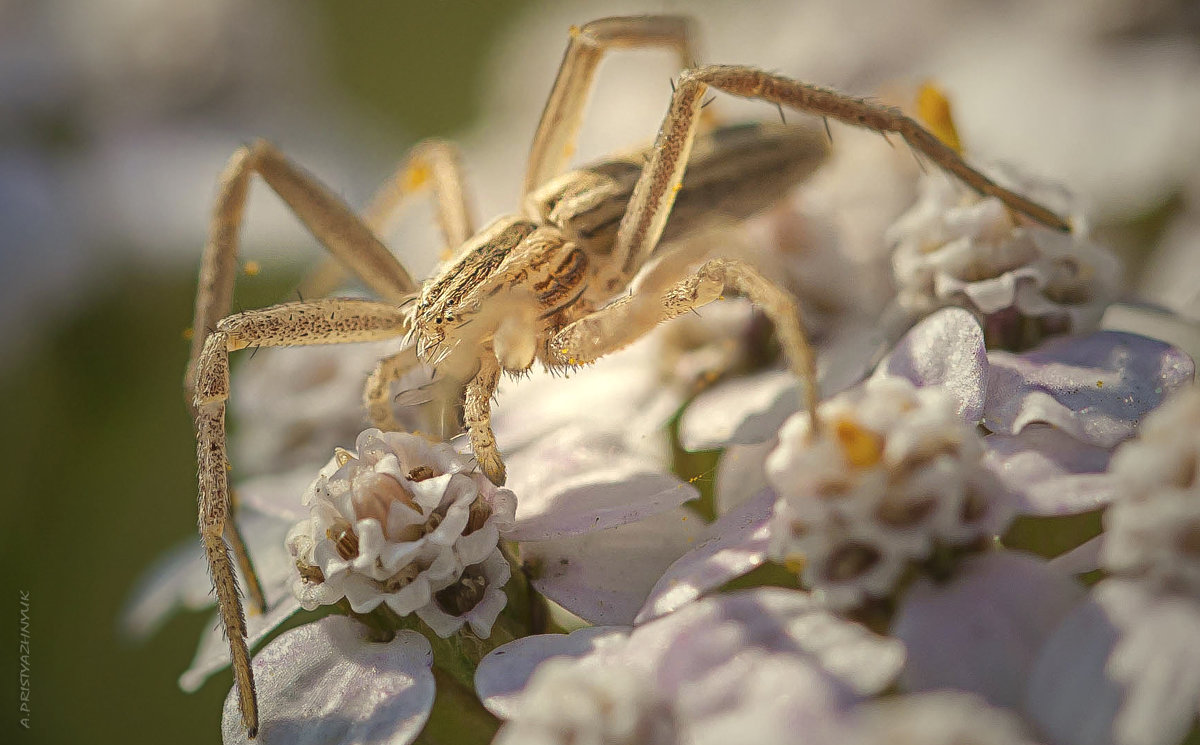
[527,121,829,255]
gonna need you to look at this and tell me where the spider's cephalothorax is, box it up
[184,15,1072,737]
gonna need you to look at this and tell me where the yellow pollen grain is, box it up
[182,327,194,341]
[783,554,806,574]
[568,24,581,38]
[834,417,884,468]
[404,164,431,191]
[1097,380,1104,388]
[334,447,356,467]
[672,182,683,194]
[916,82,963,154]
[243,260,261,277]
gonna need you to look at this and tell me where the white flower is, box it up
[766,375,1009,609]
[493,658,679,745]
[415,548,512,638]
[1103,388,1200,599]
[890,166,1120,349]
[286,428,516,634]
[840,691,1042,745]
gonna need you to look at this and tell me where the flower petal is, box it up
[982,425,1118,515]
[524,507,707,625]
[634,588,903,697]
[874,307,987,423]
[636,488,776,624]
[983,331,1194,448]
[220,616,434,745]
[679,371,803,450]
[179,591,302,693]
[714,441,775,516]
[892,551,1085,708]
[475,626,632,718]
[503,427,698,541]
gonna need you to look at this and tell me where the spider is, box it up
[184,15,1070,737]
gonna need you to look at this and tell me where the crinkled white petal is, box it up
[414,549,511,638]
[892,551,1085,709]
[842,691,1041,745]
[1102,388,1200,598]
[767,376,1005,608]
[220,616,434,745]
[524,507,706,625]
[492,657,679,745]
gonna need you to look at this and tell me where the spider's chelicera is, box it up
[182,15,1071,738]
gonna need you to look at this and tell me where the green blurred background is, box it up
[0,2,531,742]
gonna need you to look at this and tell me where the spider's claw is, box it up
[479,450,507,486]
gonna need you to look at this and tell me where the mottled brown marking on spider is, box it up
[183,15,1071,736]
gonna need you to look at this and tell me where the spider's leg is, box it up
[194,298,408,738]
[463,353,505,485]
[364,344,423,432]
[225,487,267,615]
[186,141,419,399]
[524,15,704,197]
[550,257,818,419]
[301,139,477,299]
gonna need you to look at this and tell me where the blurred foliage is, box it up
[0,2,532,742]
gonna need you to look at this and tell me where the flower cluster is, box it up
[117,7,1200,745]
[287,428,516,637]
[767,376,1008,609]
[890,167,1120,350]
[1102,389,1200,598]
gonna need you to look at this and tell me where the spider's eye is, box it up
[435,317,442,324]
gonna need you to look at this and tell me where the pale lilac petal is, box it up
[982,426,1118,515]
[983,332,1194,448]
[524,507,707,625]
[121,541,213,640]
[235,468,317,522]
[636,489,775,624]
[491,339,680,453]
[874,307,987,423]
[475,626,632,718]
[1049,535,1105,576]
[1024,581,1128,745]
[714,441,775,516]
[679,370,801,450]
[1107,582,1200,745]
[125,507,295,640]
[683,652,847,745]
[892,551,1085,708]
[179,591,303,693]
[503,427,698,541]
[635,589,904,697]
[221,616,434,745]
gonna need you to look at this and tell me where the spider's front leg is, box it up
[193,298,408,737]
[550,256,819,416]
[186,141,419,398]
